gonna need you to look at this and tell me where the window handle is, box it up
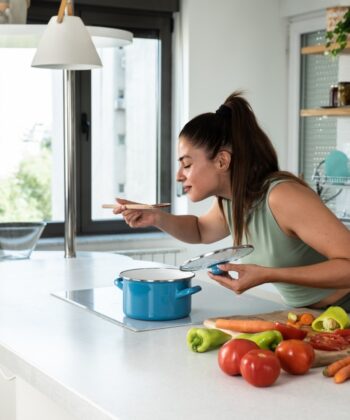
[81,113,90,142]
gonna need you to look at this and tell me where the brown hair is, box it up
[179,91,308,245]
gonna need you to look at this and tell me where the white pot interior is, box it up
[120,268,194,282]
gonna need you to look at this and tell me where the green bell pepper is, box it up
[236,330,283,351]
[187,328,232,353]
[311,306,350,332]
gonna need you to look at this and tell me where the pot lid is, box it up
[180,245,254,271]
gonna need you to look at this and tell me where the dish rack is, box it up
[312,174,350,189]
[311,160,350,221]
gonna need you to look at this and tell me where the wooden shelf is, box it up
[300,108,350,117]
[301,41,350,55]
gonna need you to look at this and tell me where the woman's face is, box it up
[176,136,231,202]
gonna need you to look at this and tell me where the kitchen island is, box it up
[0,252,349,420]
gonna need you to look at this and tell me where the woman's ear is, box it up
[215,150,231,171]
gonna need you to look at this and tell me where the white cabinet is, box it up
[16,378,77,420]
[0,364,16,420]
[0,364,78,420]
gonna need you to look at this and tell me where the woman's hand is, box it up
[113,198,160,228]
[207,263,270,294]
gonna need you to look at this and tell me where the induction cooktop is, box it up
[52,284,286,332]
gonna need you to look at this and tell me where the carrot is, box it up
[334,364,350,384]
[299,313,315,326]
[323,356,350,377]
[215,319,276,333]
[287,320,302,329]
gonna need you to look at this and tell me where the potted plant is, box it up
[325,6,350,56]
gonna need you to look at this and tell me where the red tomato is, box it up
[218,339,259,376]
[240,349,280,387]
[275,339,315,375]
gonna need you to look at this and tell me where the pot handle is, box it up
[176,285,202,299]
[114,278,123,290]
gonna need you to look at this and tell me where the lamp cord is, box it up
[57,0,67,23]
[57,0,74,23]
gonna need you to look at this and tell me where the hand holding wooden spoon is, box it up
[102,198,170,228]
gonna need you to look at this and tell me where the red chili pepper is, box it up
[274,322,308,340]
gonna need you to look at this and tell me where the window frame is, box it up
[28,1,175,237]
[287,15,326,176]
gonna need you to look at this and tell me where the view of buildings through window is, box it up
[91,39,158,221]
[0,38,159,225]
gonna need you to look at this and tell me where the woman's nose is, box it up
[176,168,185,182]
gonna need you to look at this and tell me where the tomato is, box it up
[218,339,259,376]
[309,333,349,351]
[274,322,308,340]
[240,349,280,387]
[275,339,315,375]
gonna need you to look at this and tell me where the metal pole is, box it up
[63,69,77,258]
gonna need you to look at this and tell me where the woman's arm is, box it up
[114,198,230,244]
[209,182,350,293]
[266,182,350,288]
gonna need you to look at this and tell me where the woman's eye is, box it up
[183,165,191,169]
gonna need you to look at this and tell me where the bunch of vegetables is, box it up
[186,305,350,388]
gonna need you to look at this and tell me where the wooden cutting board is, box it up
[204,309,350,368]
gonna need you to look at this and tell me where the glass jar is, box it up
[329,84,338,107]
[338,82,350,107]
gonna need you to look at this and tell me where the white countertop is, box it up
[0,251,349,420]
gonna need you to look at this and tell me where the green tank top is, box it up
[222,179,335,307]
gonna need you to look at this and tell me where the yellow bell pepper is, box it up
[311,306,350,332]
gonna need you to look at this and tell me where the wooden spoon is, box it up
[102,203,171,210]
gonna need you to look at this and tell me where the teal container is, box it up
[114,268,201,321]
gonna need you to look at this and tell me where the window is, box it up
[23,0,177,236]
[299,30,338,184]
[0,48,64,225]
[118,134,125,145]
[91,38,159,221]
[298,26,350,221]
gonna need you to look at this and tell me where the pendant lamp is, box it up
[31,15,102,69]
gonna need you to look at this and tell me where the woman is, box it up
[113,91,350,310]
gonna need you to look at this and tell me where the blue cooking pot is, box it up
[114,267,201,321]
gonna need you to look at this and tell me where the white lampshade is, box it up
[32,15,102,69]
